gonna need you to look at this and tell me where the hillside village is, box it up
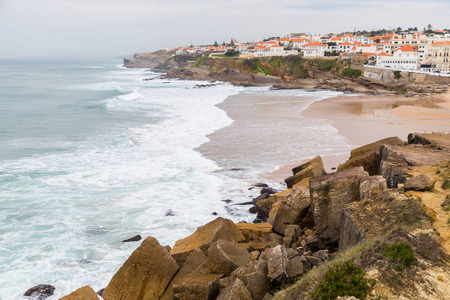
[168,27,450,75]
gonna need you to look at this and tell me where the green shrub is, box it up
[384,242,414,270]
[442,179,450,189]
[224,50,239,57]
[393,70,402,79]
[343,68,362,77]
[311,260,372,300]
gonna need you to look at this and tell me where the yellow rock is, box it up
[267,200,283,225]
[103,237,179,300]
[59,286,98,300]
[235,223,273,242]
[255,189,291,216]
[170,217,246,265]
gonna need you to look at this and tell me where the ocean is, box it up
[0,58,353,298]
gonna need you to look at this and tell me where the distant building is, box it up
[376,45,420,70]
[428,41,450,72]
[302,42,327,57]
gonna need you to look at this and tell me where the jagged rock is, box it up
[255,189,291,219]
[235,223,272,242]
[216,278,252,300]
[172,274,223,300]
[300,206,315,228]
[97,288,105,297]
[287,256,304,279]
[338,137,403,175]
[360,176,387,201]
[267,200,283,225]
[250,250,260,261]
[283,225,301,248]
[103,237,179,300]
[60,286,99,300]
[249,241,270,252]
[404,174,436,191]
[121,234,141,242]
[285,156,326,188]
[261,245,289,284]
[312,250,329,261]
[170,217,245,265]
[229,260,270,300]
[263,293,274,300]
[161,248,207,299]
[339,204,366,250]
[197,240,250,276]
[273,187,311,235]
[23,285,55,300]
[305,236,321,252]
[441,195,450,208]
[310,167,369,246]
[261,187,278,195]
[254,183,269,187]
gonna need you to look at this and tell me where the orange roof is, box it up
[276,38,291,41]
[331,37,343,41]
[270,45,283,48]
[304,41,327,47]
[433,41,450,45]
[377,52,392,56]
[255,46,267,50]
[345,34,355,37]
[395,45,419,52]
[362,52,376,56]
[265,41,278,44]
[340,42,355,46]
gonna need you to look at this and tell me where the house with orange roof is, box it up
[376,45,420,70]
[428,41,450,72]
[276,37,292,46]
[302,41,327,57]
[292,38,309,50]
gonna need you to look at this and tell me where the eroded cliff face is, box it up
[123,52,172,68]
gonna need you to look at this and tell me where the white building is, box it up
[302,42,327,57]
[376,45,420,70]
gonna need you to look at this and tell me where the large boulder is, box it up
[286,256,304,279]
[60,286,99,300]
[338,204,366,250]
[267,200,283,225]
[285,156,326,188]
[261,245,289,284]
[338,137,403,175]
[404,174,436,191]
[229,260,271,300]
[408,133,450,152]
[310,167,369,246]
[170,217,245,265]
[172,274,223,300]
[102,237,179,300]
[198,240,251,276]
[272,186,311,235]
[216,279,252,300]
[235,223,272,242]
[255,189,291,219]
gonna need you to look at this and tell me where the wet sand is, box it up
[199,90,450,186]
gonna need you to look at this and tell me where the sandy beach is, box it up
[200,90,450,185]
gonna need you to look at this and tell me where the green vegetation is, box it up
[311,261,373,300]
[442,179,450,189]
[194,56,208,67]
[224,50,239,57]
[343,68,362,77]
[384,242,415,271]
[394,70,402,79]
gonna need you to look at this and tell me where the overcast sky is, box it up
[1,0,449,58]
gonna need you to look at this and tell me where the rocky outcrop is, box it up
[338,205,366,251]
[102,237,179,300]
[408,133,450,151]
[310,167,369,246]
[60,286,99,300]
[404,175,436,191]
[170,217,245,265]
[261,245,289,285]
[359,176,387,201]
[272,187,310,235]
[338,137,403,175]
[236,223,272,242]
[284,156,326,188]
[123,52,171,69]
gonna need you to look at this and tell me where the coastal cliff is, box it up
[124,51,450,95]
[56,133,450,300]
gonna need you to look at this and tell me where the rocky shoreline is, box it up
[30,133,450,299]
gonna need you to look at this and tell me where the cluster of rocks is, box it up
[28,133,450,299]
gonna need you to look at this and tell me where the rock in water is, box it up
[121,235,141,242]
[102,237,179,300]
[24,285,55,300]
[404,174,436,191]
[60,286,99,300]
[170,217,245,265]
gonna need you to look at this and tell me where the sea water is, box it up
[0,59,352,299]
